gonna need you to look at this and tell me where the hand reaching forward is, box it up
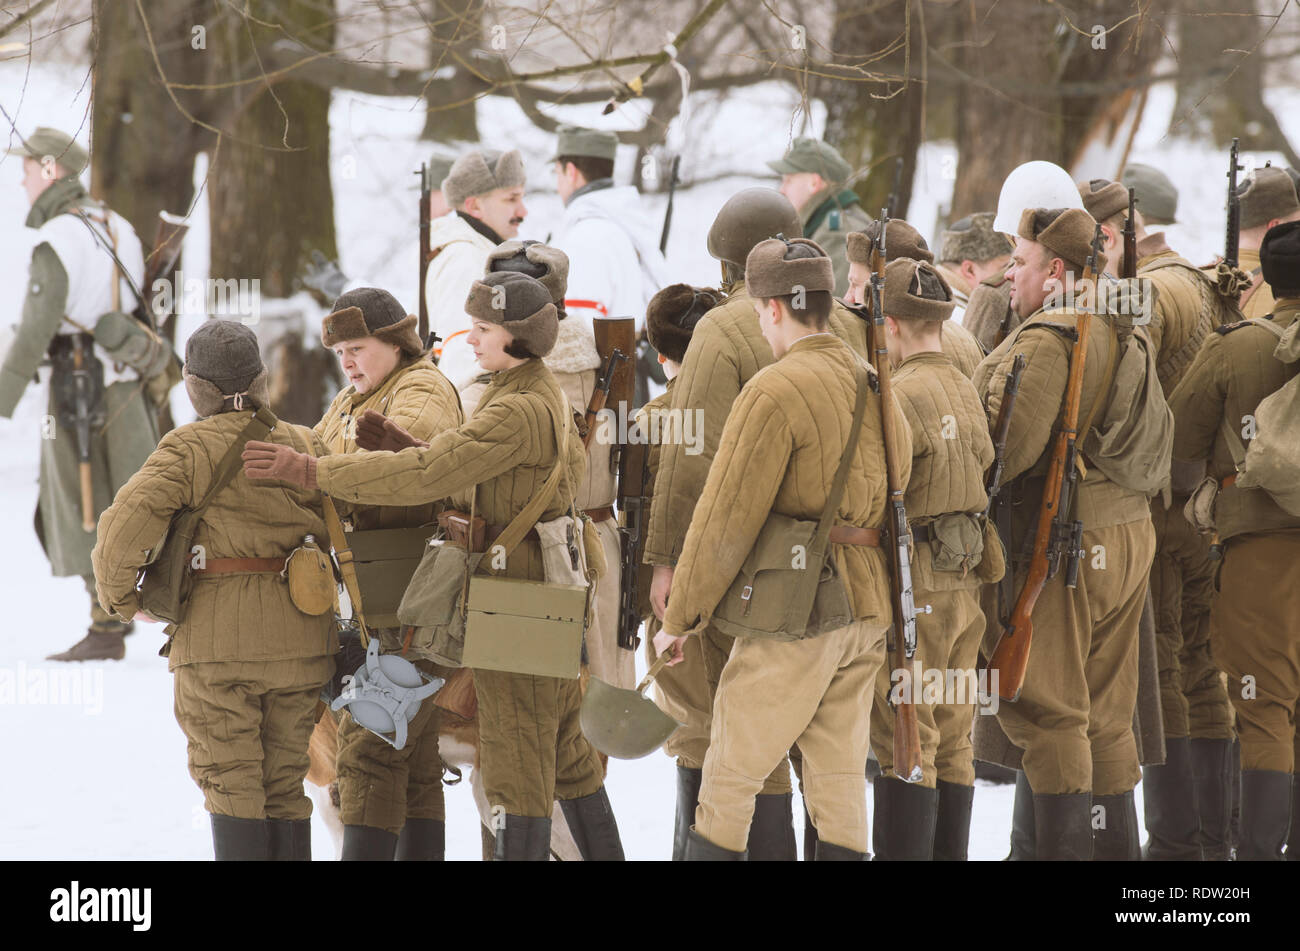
[354,409,429,452]
[242,440,317,490]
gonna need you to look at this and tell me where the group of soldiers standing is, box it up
[5,120,1299,860]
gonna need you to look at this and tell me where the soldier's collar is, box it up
[26,176,90,229]
[566,177,614,206]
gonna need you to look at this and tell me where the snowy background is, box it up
[4,43,1297,860]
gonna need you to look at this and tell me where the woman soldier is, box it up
[93,320,337,860]
[243,272,624,861]
[314,287,463,861]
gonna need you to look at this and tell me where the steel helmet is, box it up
[706,188,803,268]
[330,637,443,751]
[580,654,680,759]
[993,161,1086,235]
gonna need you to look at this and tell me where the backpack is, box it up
[1222,318,1300,515]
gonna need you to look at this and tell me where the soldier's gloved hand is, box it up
[355,409,428,452]
[242,440,318,490]
[301,249,349,301]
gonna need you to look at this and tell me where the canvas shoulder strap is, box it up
[195,405,277,511]
[487,378,573,562]
[816,362,872,549]
[789,361,871,625]
[1220,318,1287,469]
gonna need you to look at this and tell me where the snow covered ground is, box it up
[7,40,1295,859]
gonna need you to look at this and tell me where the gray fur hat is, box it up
[442,149,526,208]
[183,319,269,417]
[463,271,558,358]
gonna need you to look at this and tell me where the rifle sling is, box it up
[788,362,871,627]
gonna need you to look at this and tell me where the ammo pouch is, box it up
[93,310,174,379]
[284,535,335,616]
[708,364,869,642]
[137,405,277,624]
[344,525,435,628]
[912,512,1005,590]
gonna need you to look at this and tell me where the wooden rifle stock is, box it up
[985,225,1104,701]
[870,211,923,783]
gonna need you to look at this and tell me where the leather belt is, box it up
[828,525,882,547]
[483,523,540,547]
[194,556,287,575]
[1221,474,1238,489]
[584,505,615,523]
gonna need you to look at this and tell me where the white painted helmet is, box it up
[993,161,1087,235]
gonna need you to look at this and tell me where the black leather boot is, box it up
[1093,790,1141,861]
[395,818,445,861]
[559,787,625,861]
[747,792,796,861]
[1006,770,1035,860]
[1033,793,1093,861]
[683,827,745,860]
[1238,770,1291,861]
[815,839,868,860]
[1142,737,1202,860]
[1189,737,1233,861]
[341,824,397,861]
[872,777,937,861]
[494,814,551,861]
[267,818,311,860]
[934,780,975,861]
[210,814,270,861]
[672,766,702,861]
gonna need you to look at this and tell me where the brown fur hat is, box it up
[646,284,723,364]
[1077,178,1130,225]
[321,287,423,357]
[745,237,834,298]
[845,219,934,266]
[883,259,955,322]
[1018,207,1105,275]
[464,271,558,358]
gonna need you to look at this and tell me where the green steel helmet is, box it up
[330,637,443,751]
[706,188,803,269]
[580,674,680,759]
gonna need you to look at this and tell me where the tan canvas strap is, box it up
[788,362,872,626]
[197,405,277,511]
[482,377,573,567]
[320,493,370,647]
[1219,318,1286,473]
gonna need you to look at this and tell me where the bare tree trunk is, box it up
[1170,0,1298,164]
[419,0,482,143]
[207,0,342,425]
[90,0,205,246]
[822,0,925,219]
